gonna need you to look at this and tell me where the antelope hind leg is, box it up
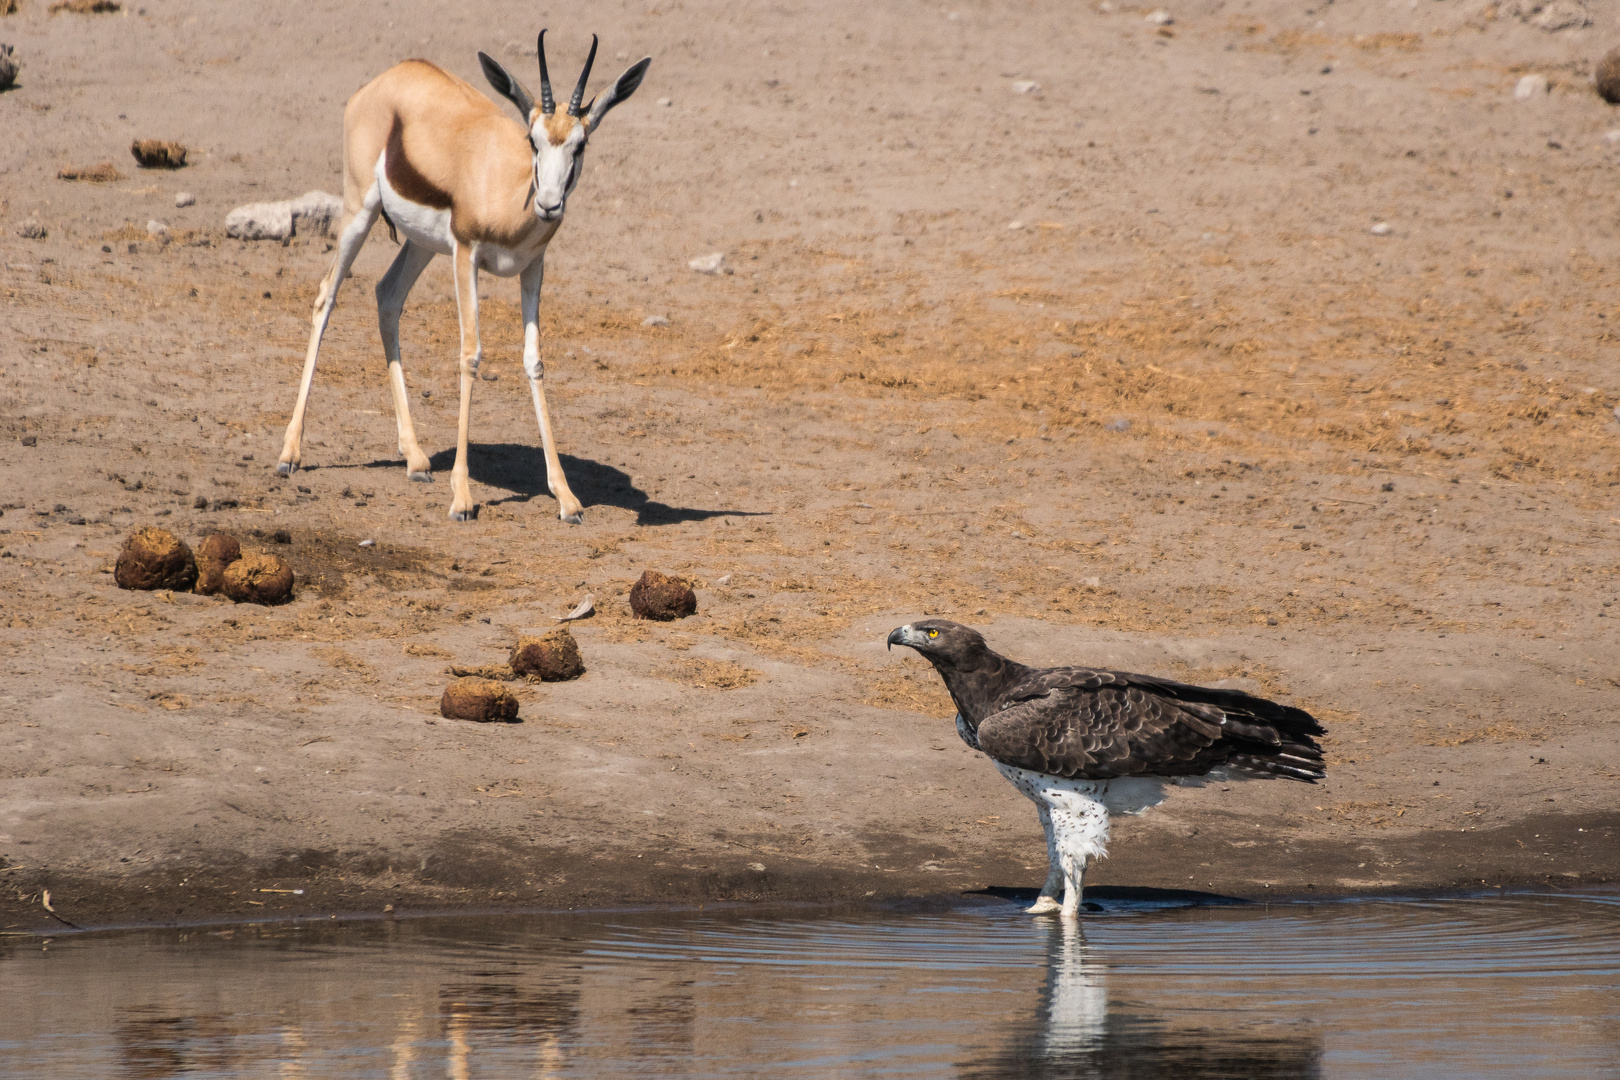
[376,240,436,481]
[277,189,380,475]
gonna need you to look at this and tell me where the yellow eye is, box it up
[926,629,939,638]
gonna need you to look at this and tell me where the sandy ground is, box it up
[2,0,1619,932]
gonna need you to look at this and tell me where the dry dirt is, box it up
[2,0,1618,933]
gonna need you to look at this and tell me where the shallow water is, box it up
[4,891,1618,1079]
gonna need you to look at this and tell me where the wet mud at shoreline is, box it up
[3,0,1620,931]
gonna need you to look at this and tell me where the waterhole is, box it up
[5,890,1617,1078]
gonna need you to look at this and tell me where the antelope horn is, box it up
[537,29,555,114]
[567,34,598,117]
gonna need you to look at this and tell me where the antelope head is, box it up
[478,32,651,223]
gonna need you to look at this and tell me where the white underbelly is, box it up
[992,762,1172,817]
[376,160,453,256]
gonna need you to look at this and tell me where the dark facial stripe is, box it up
[384,116,452,210]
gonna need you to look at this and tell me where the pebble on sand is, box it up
[629,570,698,621]
[1009,80,1040,94]
[1514,74,1549,100]
[509,627,585,682]
[192,533,242,596]
[1145,9,1173,24]
[114,527,198,592]
[643,314,671,327]
[1369,222,1393,236]
[174,192,196,208]
[146,220,168,237]
[440,677,521,722]
[656,97,672,107]
[688,252,726,274]
[222,552,294,605]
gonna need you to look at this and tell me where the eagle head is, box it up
[886,619,984,660]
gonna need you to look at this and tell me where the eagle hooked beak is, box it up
[886,625,910,651]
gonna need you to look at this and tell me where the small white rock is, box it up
[1369,222,1393,236]
[1604,130,1620,145]
[359,539,376,548]
[716,574,733,585]
[1097,1,1114,11]
[747,862,766,872]
[1009,80,1041,94]
[656,97,672,107]
[1082,576,1101,588]
[174,192,196,208]
[146,220,169,237]
[688,252,726,274]
[642,314,671,327]
[1146,8,1173,24]
[1007,220,1025,230]
[1514,74,1549,100]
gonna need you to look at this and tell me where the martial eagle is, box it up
[887,619,1326,918]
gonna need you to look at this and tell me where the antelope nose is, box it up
[538,201,563,218]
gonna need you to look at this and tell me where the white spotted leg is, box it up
[1028,802,1065,915]
[277,184,381,476]
[375,239,437,481]
[519,258,584,523]
[447,241,481,521]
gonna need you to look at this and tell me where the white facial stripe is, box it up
[530,124,586,217]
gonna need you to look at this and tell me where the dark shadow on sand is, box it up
[346,444,767,526]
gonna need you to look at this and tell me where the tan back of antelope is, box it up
[275,32,650,522]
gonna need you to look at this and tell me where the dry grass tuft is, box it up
[661,657,759,690]
[58,161,122,182]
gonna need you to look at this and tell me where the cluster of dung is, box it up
[441,677,521,722]
[509,627,585,681]
[629,570,697,621]
[115,526,293,604]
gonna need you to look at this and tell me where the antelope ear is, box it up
[478,51,537,123]
[584,57,651,132]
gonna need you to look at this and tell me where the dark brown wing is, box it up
[975,666,1325,781]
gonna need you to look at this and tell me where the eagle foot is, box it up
[1026,895,1063,915]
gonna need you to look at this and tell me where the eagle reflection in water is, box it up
[958,922,1323,1080]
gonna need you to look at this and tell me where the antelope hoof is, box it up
[448,506,478,522]
[276,460,298,477]
[408,470,433,483]
[559,508,584,525]
[1026,896,1063,915]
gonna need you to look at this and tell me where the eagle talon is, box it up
[1026,896,1063,915]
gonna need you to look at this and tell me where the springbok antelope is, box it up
[274,32,651,522]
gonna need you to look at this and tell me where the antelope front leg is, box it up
[278,188,380,475]
[519,258,584,524]
[447,242,481,522]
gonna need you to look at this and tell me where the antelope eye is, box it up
[926,629,939,639]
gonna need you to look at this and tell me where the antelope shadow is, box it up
[349,444,765,526]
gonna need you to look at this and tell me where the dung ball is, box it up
[221,552,294,605]
[130,138,188,169]
[1598,47,1620,105]
[629,570,697,621]
[509,627,585,681]
[440,677,521,722]
[193,533,242,595]
[114,526,197,591]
